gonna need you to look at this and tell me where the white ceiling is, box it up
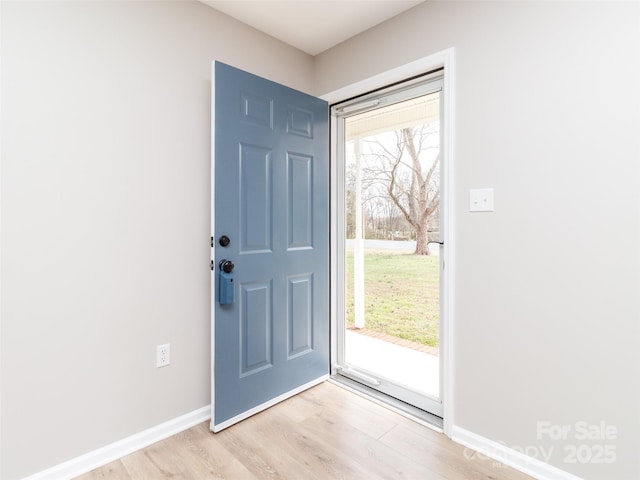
[199,1,425,56]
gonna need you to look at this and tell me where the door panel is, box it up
[240,144,272,253]
[288,153,313,249]
[212,62,329,431]
[288,273,313,357]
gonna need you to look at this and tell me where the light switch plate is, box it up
[469,188,494,212]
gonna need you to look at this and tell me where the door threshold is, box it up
[329,375,443,432]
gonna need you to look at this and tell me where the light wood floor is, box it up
[77,382,532,479]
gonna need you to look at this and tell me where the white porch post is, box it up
[354,138,365,329]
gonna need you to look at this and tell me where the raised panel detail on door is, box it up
[288,153,313,250]
[240,144,272,253]
[241,92,273,129]
[240,280,273,377]
[287,273,313,359]
[287,106,313,138]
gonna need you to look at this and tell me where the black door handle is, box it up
[219,259,234,274]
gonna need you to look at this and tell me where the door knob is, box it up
[219,235,230,247]
[219,259,234,274]
[218,259,235,305]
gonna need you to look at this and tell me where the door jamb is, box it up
[210,61,218,431]
[321,48,456,437]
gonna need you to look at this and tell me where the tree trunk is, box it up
[414,224,430,255]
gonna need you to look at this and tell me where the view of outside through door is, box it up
[344,91,441,406]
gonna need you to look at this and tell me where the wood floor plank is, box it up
[298,382,399,439]
[76,382,534,480]
[118,448,170,479]
[161,424,258,480]
[187,423,261,479]
[127,436,198,479]
[211,412,328,480]
[379,423,500,480]
[78,459,130,480]
[253,401,383,480]
[299,412,449,480]
[379,421,533,480]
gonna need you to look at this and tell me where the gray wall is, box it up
[315,2,640,479]
[0,1,312,478]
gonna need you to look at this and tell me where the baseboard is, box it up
[23,405,211,480]
[451,426,583,480]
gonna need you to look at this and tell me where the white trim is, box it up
[329,115,340,376]
[451,426,584,480]
[320,49,454,104]
[321,48,456,437]
[440,48,456,438]
[0,0,4,476]
[210,60,217,431]
[211,375,328,432]
[22,406,211,480]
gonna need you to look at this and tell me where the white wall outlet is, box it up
[469,188,494,212]
[156,343,170,368]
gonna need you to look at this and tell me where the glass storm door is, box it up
[211,62,329,432]
[334,74,444,419]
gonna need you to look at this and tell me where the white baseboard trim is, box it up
[451,426,583,480]
[23,405,211,480]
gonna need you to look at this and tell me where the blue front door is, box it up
[211,62,329,431]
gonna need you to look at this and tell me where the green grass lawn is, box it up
[346,250,440,347]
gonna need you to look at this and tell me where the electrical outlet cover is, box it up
[156,344,170,367]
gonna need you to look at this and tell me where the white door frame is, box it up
[321,48,456,437]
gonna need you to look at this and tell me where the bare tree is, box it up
[362,124,440,255]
